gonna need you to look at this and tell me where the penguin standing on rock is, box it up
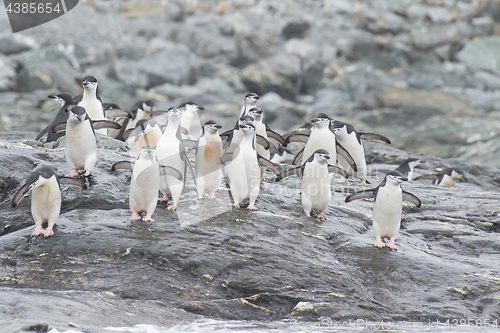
[330,120,391,184]
[156,107,196,210]
[221,123,280,210]
[195,121,223,199]
[414,167,467,187]
[279,149,349,219]
[36,93,74,142]
[345,171,421,250]
[52,106,121,177]
[11,166,87,237]
[77,76,106,135]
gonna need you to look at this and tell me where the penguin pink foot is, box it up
[231,203,240,208]
[33,225,44,236]
[130,212,142,221]
[247,204,258,210]
[67,169,79,177]
[143,214,155,222]
[316,211,327,219]
[386,239,398,250]
[207,192,216,199]
[159,194,170,202]
[42,226,54,237]
[373,238,385,248]
[167,201,178,210]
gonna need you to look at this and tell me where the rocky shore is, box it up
[1,0,500,332]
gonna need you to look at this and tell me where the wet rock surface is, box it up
[1,132,500,331]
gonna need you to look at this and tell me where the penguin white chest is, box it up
[302,164,332,211]
[66,122,97,169]
[32,180,61,221]
[303,129,336,163]
[372,186,402,238]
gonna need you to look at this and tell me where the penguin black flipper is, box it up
[257,154,280,176]
[151,110,167,117]
[11,184,28,208]
[220,152,233,165]
[92,120,122,130]
[336,142,358,172]
[59,177,88,189]
[111,161,134,171]
[278,165,304,181]
[121,128,134,141]
[265,125,286,146]
[35,125,51,141]
[414,174,438,182]
[105,109,132,119]
[180,145,197,186]
[256,134,270,150]
[328,165,349,178]
[402,190,422,207]
[345,188,377,203]
[360,133,391,144]
[161,166,183,181]
[52,122,67,134]
[285,133,310,145]
[292,148,305,165]
[182,139,198,149]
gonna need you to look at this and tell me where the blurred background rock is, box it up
[1,0,500,166]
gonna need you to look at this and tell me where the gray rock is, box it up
[241,60,297,101]
[457,36,500,71]
[410,24,460,50]
[114,47,198,89]
[281,21,311,39]
[0,56,16,91]
[14,63,80,93]
[0,34,39,55]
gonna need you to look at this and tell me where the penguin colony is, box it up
[12,76,469,250]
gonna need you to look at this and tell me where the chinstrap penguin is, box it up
[345,170,421,250]
[12,166,87,237]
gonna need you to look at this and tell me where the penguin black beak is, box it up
[215,124,222,129]
[198,106,205,110]
[401,176,408,181]
[48,94,56,99]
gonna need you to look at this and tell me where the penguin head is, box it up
[248,107,263,120]
[449,168,467,182]
[143,100,155,113]
[330,121,347,135]
[167,107,183,118]
[312,149,330,163]
[244,93,259,104]
[238,115,254,126]
[68,106,89,124]
[25,167,58,193]
[139,144,157,159]
[239,123,255,133]
[82,76,98,89]
[49,93,73,107]
[386,171,408,184]
[203,120,222,134]
[180,101,204,113]
[311,113,331,128]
